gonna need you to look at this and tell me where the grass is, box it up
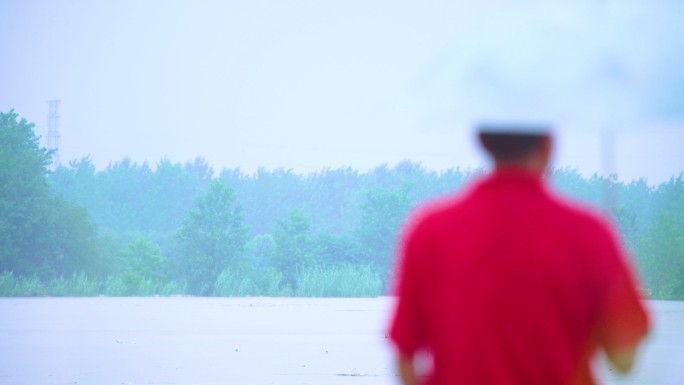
[295,264,383,297]
[212,264,383,297]
[0,263,386,297]
[3,266,680,300]
[0,271,187,297]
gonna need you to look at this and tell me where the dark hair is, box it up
[478,130,548,162]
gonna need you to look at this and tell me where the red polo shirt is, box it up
[389,169,649,385]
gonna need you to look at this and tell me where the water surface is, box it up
[0,297,681,385]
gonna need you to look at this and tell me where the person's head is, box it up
[477,124,553,174]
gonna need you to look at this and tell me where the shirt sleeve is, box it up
[388,215,427,357]
[593,221,650,353]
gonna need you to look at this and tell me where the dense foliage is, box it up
[1,110,683,298]
[0,111,101,279]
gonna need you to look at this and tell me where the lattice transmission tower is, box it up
[46,100,61,169]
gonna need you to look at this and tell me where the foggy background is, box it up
[1,0,683,184]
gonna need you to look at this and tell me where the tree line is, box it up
[1,110,682,298]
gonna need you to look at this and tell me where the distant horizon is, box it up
[5,103,679,185]
[40,125,682,187]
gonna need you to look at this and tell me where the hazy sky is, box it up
[1,0,683,184]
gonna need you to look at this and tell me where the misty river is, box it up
[0,297,682,385]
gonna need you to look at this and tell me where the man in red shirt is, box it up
[388,126,650,385]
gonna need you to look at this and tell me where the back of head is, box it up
[477,124,552,164]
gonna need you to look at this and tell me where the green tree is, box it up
[45,199,102,277]
[634,174,684,298]
[315,233,358,266]
[613,178,654,247]
[355,185,413,278]
[551,167,604,207]
[652,173,684,230]
[118,238,169,279]
[271,209,319,289]
[175,179,248,294]
[636,211,684,299]
[244,233,275,271]
[1,110,102,279]
[141,158,203,234]
[0,110,54,274]
[610,204,638,249]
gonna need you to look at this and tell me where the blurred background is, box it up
[1,0,682,183]
[0,0,682,298]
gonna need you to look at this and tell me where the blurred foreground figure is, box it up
[388,126,649,385]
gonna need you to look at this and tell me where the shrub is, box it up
[295,264,382,297]
[213,269,258,297]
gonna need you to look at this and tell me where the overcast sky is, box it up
[1,0,683,184]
